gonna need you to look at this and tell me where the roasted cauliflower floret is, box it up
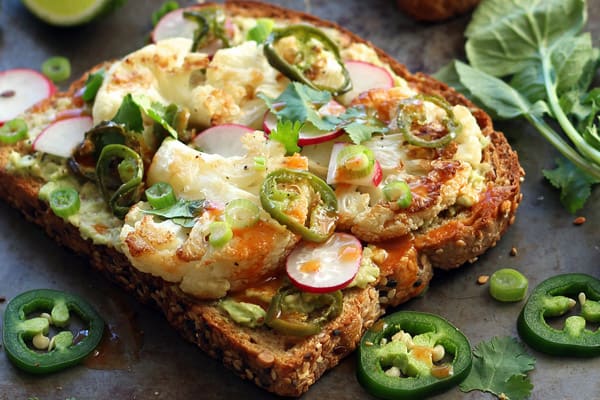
[121,204,298,299]
[334,88,489,242]
[119,132,305,299]
[94,38,287,129]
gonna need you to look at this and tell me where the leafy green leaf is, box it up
[459,336,535,400]
[543,157,600,213]
[131,94,179,139]
[259,82,333,129]
[451,61,534,120]
[144,198,207,228]
[269,119,302,155]
[434,61,473,98]
[112,94,144,132]
[246,18,274,43]
[465,0,587,77]
[552,33,597,95]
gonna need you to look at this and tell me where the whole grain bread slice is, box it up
[0,1,522,396]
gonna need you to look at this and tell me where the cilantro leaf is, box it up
[259,82,336,132]
[269,119,302,155]
[112,94,144,132]
[543,157,600,213]
[144,198,206,227]
[460,336,535,400]
[339,106,388,144]
[131,94,179,138]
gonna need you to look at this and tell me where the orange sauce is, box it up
[338,244,360,263]
[372,235,414,276]
[300,259,321,273]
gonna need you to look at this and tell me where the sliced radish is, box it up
[286,233,362,293]
[0,69,56,125]
[32,116,93,158]
[191,124,254,157]
[152,8,198,43]
[338,61,394,105]
[326,142,383,186]
[263,100,345,146]
[151,7,234,54]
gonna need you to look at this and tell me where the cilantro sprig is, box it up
[460,336,536,400]
[143,198,207,228]
[258,82,387,151]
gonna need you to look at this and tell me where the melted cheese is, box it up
[94,39,287,129]
[120,133,302,299]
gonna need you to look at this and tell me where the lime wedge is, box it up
[21,0,124,26]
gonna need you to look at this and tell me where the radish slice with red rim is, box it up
[286,233,362,293]
[338,61,394,105]
[263,100,345,146]
[0,69,56,125]
[191,124,254,157]
[32,116,93,158]
[152,8,199,43]
[151,7,235,54]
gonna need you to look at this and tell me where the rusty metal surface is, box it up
[0,0,599,398]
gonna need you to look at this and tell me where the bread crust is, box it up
[0,1,522,396]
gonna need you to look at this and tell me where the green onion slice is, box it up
[49,188,80,218]
[489,268,529,302]
[41,57,71,83]
[0,118,28,144]
[146,182,177,209]
[382,180,412,208]
[208,221,233,247]
[225,199,260,229]
[336,145,375,179]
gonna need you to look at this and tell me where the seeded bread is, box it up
[0,1,522,396]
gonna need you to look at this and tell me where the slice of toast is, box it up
[0,1,522,396]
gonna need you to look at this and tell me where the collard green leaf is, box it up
[459,336,535,400]
[465,0,587,77]
[452,61,533,120]
[509,63,546,104]
[543,157,600,213]
[552,33,597,95]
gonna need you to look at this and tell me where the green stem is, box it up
[526,114,600,180]
[541,55,600,166]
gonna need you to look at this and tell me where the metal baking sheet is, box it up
[1,0,599,398]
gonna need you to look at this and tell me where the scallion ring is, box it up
[49,188,80,218]
[0,118,28,144]
[208,221,233,248]
[41,57,71,83]
[225,199,260,229]
[489,268,529,302]
[336,145,375,179]
[382,180,412,208]
[145,182,177,209]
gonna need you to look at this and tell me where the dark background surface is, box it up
[0,0,599,399]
